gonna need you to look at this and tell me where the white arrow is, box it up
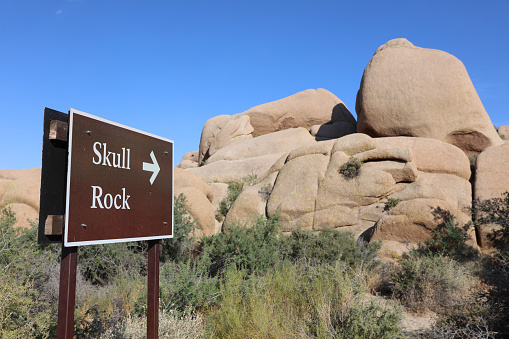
[143,151,160,185]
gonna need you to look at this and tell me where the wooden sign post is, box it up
[147,240,160,338]
[39,108,174,338]
[56,245,77,339]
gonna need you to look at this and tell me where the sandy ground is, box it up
[401,310,435,337]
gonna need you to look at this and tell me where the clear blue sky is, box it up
[1,0,508,169]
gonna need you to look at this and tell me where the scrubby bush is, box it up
[407,208,477,261]
[241,172,257,186]
[78,242,146,286]
[470,193,509,335]
[159,254,219,316]
[201,215,281,276]
[423,215,473,260]
[202,217,382,277]
[217,182,243,219]
[384,197,401,211]
[210,262,402,338]
[98,310,205,339]
[421,299,496,338]
[339,157,363,179]
[0,208,58,338]
[73,272,146,337]
[281,228,381,269]
[474,191,509,246]
[390,254,475,313]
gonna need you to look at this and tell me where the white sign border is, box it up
[64,108,174,247]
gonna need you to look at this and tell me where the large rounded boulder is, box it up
[198,88,355,165]
[198,115,253,165]
[356,38,502,155]
[474,143,509,248]
[498,125,509,140]
[235,88,355,137]
[0,168,41,229]
[174,167,217,236]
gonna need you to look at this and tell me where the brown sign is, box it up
[65,109,173,246]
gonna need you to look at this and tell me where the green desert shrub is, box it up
[407,208,477,261]
[73,272,146,337]
[78,241,146,286]
[159,253,219,316]
[217,182,243,219]
[390,254,475,313]
[384,197,401,211]
[339,156,363,179]
[241,172,257,187]
[202,219,382,277]
[474,191,509,246]
[201,215,281,276]
[210,262,403,338]
[281,228,381,269]
[422,215,474,260]
[0,208,58,338]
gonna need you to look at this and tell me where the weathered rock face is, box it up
[375,137,471,181]
[198,115,237,164]
[174,167,216,237]
[198,114,255,166]
[208,115,254,157]
[474,143,509,248]
[310,121,357,140]
[0,169,41,229]
[187,154,283,184]
[224,172,278,229]
[370,199,471,243]
[356,38,503,155]
[174,167,213,202]
[227,134,474,244]
[177,150,199,169]
[198,89,355,165]
[189,122,320,186]
[236,88,356,137]
[5,203,39,229]
[475,143,509,201]
[207,127,316,164]
[498,125,509,140]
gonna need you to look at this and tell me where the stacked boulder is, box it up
[497,125,509,141]
[174,167,218,237]
[178,38,509,253]
[0,168,41,229]
[187,88,357,184]
[177,150,198,169]
[474,143,509,247]
[227,134,474,245]
[356,38,503,156]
